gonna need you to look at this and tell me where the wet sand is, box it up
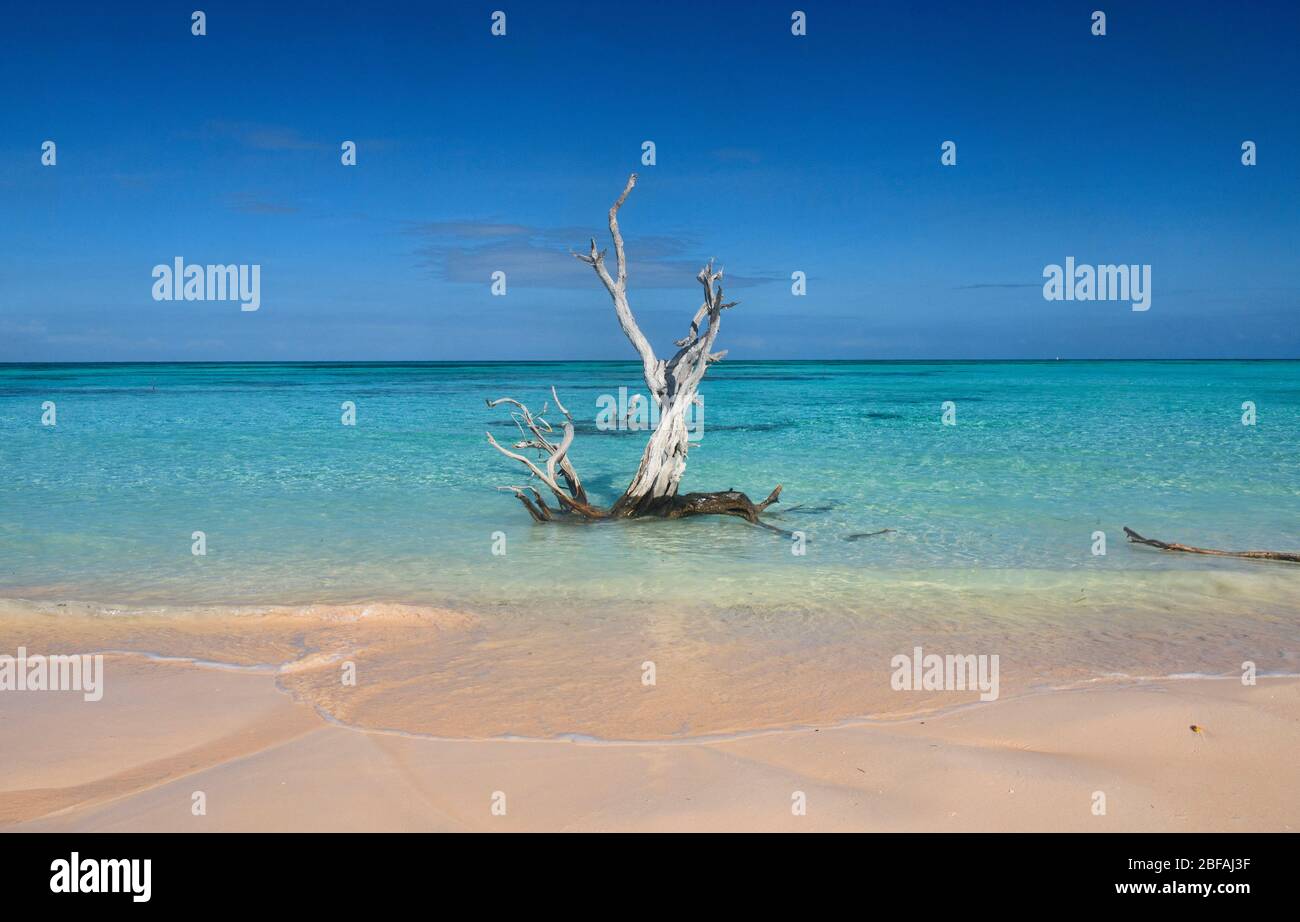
[0,600,1296,831]
[3,596,1295,740]
[1,655,1295,831]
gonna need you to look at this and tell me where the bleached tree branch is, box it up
[486,394,588,504]
[572,173,666,404]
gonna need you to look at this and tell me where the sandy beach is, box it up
[2,605,1295,832]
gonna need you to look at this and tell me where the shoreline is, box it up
[3,594,1298,742]
[3,593,1297,830]
[3,655,1295,832]
[11,644,1300,747]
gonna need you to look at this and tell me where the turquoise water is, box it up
[1,361,1298,624]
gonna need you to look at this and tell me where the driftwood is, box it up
[487,174,782,529]
[845,529,895,541]
[1124,527,1300,563]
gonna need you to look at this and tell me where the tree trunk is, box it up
[610,391,693,516]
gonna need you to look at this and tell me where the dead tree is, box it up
[486,173,782,527]
[1124,527,1300,563]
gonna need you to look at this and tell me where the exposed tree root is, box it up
[637,485,783,523]
[1123,527,1300,563]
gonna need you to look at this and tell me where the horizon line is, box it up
[3,357,1299,367]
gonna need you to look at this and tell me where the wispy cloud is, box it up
[713,147,763,164]
[953,282,1040,290]
[0,319,48,336]
[198,120,330,152]
[407,219,782,289]
[406,221,537,239]
[226,192,301,215]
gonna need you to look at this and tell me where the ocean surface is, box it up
[2,360,1299,717]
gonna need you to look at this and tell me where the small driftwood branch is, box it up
[845,529,895,541]
[1123,527,1300,563]
[498,486,552,522]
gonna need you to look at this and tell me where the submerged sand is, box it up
[2,595,1295,740]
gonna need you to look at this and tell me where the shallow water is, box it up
[1,361,1298,734]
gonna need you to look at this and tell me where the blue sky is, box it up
[1,0,1297,361]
